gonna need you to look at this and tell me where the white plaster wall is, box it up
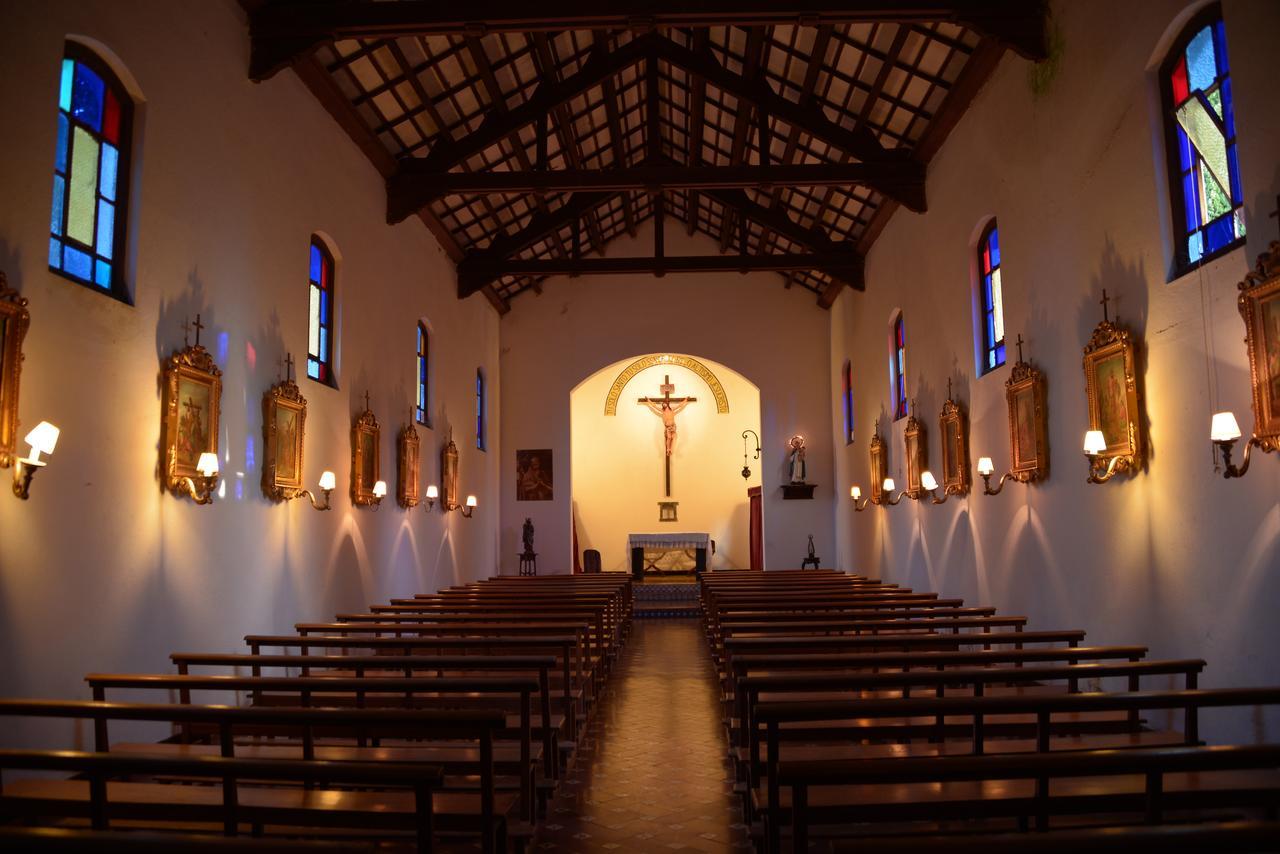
[501,225,834,574]
[570,357,762,571]
[831,0,1280,743]
[0,1,500,746]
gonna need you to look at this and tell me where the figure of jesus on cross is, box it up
[638,375,696,496]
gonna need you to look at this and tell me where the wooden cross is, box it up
[1015,333,1025,363]
[947,377,953,401]
[284,353,295,384]
[191,314,205,347]
[182,317,191,348]
[363,390,372,412]
[1099,289,1111,324]
[637,375,697,497]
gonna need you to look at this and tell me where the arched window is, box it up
[475,369,486,451]
[306,236,336,386]
[841,359,854,445]
[49,43,133,301]
[1160,5,1244,272]
[416,322,430,426]
[977,220,1006,373]
[889,313,907,421]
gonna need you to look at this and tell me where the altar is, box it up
[627,532,711,578]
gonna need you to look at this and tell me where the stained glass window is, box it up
[890,314,907,421]
[1162,7,1244,272]
[476,369,486,451]
[978,221,1006,374]
[49,44,132,301]
[841,360,854,445]
[306,237,336,386]
[416,322,430,426]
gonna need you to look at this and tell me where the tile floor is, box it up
[533,619,751,853]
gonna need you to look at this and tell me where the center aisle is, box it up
[535,619,751,853]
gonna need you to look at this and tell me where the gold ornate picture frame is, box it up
[939,394,970,495]
[1083,316,1143,475]
[351,403,381,506]
[903,407,926,499]
[1006,358,1047,482]
[869,424,886,505]
[162,339,222,495]
[1239,241,1280,451]
[0,273,31,469]
[262,373,307,501]
[441,433,460,511]
[398,423,420,508]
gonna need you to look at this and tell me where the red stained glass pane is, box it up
[982,246,991,273]
[320,257,329,289]
[1171,55,1189,105]
[103,88,120,145]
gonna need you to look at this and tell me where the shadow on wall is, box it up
[321,515,374,617]
[0,238,23,290]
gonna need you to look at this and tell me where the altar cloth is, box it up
[627,532,711,552]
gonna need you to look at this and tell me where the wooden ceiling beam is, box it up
[248,0,1048,80]
[594,31,638,237]
[684,28,710,237]
[718,26,768,253]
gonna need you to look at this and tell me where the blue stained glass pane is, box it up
[1212,20,1230,77]
[319,290,329,324]
[309,244,322,283]
[1175,127,1193,171]
[989,229,1000,267]
[96,199,114,259]
[1227,144,1242,204]
[987,350,995,370]
[51,175,65,235]
[982,274,993,312]
[1182,173,1201,231]
[1205,214,1234,254]
[995,343,1006,365]
[307,358,319,379]
[1188,232,1204,263]
[94,260,111,288]
[1185,26,1216,93]
[59,59,74,111]
[64,245,92,280]
[1219,77,1235,138]
[986,313,995,347]
[100,144,118,201]
[55,113,69,173]
[71,62,104,131]
[49,237,63,269]
[320,327,328,362]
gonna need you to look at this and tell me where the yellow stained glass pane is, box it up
[308,285,320,355]
[1176,97,1229,195]
[991,268,1004,343]
[67,127,99,245]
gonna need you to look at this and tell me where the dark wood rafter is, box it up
[249,1,1049,80]
[594,31,638,237]
[717,26,768,253]
[684,29,710,237]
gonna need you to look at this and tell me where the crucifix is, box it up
[284,353,295,384]
[637,375,697,497]
[1099,289,1111,324]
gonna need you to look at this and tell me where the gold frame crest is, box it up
[162,339,222,495]
[398,422,420,508]
[1005,357,1048,483]
[351,400,381,506]
[1082,315,1143,477]
[262,372,307,501]
[0,273,31,469]
[1238,241,1280,453]
[939,392,970,496]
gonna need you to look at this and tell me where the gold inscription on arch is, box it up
[603,354,730,416]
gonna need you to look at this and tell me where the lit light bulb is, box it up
[372,480,387,498]
[465,494,478,508]
[196,452,220,477]
[318,470,336,491]
[850,485,861,500]
[882,477,895,492]
[24,421,60,463]
[1083,430,1106,455]
[1210,411,1242,443]
[425,484,439,499]
[921,470,938,491]
[977,457,994,476]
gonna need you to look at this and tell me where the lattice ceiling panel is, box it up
[312,12,985,306]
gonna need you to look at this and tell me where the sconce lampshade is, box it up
[196,452,220,477]
[850,486,861,500]
[465,494,478,508]
[1211,411,1242,443]
[372,480,388,498]
[882,477,895,492]
[1083,430,1106,455]
[318,470,337,491]
[425,484,439,499]
[921,470,938,491]
[24,421,60,461]
[977,456,994,476]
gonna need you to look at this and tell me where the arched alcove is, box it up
[570,353,762,571]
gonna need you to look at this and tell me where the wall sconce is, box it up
[850,485,872,512]
[370,479,387,510]
[880,477,906,506]
[740,429,761,480]
[919,470,949,504]
[1082,429,1132,483]
[12,421,60,500]
[423,484,439,511]
[1211,411,1261,478]
[300,470,336,511]
[460,494,477,518]
[976,455,1013,496]
[173,451,221,505]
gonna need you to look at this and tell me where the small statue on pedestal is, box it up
[522,518,535,555]
[788,435,807,483]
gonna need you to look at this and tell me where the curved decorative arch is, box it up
[603,354,730,415]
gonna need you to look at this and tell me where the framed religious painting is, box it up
[398,423,420,508]
[1238,242,1280,450]
[1005,357,1047,482]
[1082,312,1143,475]
[162,334,222,495]
[351,402,381,506]
[939,394,970,496]
[515,448,553,501]
[903,408,926,499]
[262,371,307,501]
[869,426,887,504]
[0,273,31,469]
[441,433,460,511]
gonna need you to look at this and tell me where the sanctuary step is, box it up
[634,579,701,618]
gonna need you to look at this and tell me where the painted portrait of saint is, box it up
[516,449,553,501]
[944,417,960,483]
[1014,386,1036,465]
[360,430,376,487]
[1262,293,1280,412]
[276,406,299,481]
[176,378,211,468]
[1095,353,1129,448]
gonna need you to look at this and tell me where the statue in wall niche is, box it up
[788,435,807,483]
[522,517,535,555]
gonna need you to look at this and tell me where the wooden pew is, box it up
[0,827,376,852]
[828,820,1280,852]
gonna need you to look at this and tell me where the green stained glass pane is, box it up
[1234,209,1247,239]
[1207,88,1223,119]
[66,127,99,245]
[308,285,320,355]
[1201,167,1231,221]
[1176,97,1229,195]
[59,59,74,111]
[991,268,1005,343]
